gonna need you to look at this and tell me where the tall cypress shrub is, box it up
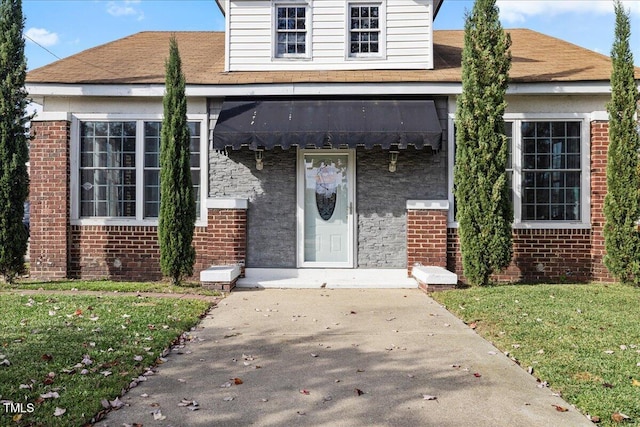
[158,36,196,285]
[453,0,512,286]
[0,0,30,283]
[603,0,640,285]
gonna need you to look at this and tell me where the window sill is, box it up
[71,218,207,228]
[447,221,591,230]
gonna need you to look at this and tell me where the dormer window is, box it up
[274,4,309,58]
[348,3,385,58]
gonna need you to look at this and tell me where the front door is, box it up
[297,150,355,267]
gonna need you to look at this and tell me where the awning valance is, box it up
[213,99,443,151]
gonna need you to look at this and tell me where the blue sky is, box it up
[24,0,640,71]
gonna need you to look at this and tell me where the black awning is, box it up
[213,99,443,151]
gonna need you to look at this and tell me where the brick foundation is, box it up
[447,228,592,283]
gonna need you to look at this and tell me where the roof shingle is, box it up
[26,29,625,86]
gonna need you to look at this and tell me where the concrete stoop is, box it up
[200,265,241,292]
[200,266,458,290]
[411,265,459,292]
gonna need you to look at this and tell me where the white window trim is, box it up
[272,1,313,61]
[345,1,386,60]
[447,113,591,229]
[70,113,208,227]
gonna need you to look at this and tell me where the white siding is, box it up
[227,0,433,71]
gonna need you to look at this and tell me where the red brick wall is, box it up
[447,228,592,284]
[590,121,614,282]
[205,209,247,271]
[29,121,70,279]
[30,119,248,282]
[407,209,448,275]
[67,210,247,281]
[446,120,616,284]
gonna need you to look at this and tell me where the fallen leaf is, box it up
[41,353,53,362]
[40,391,60,399]
[588,414,601,423]
[631,379,640,387]
[422,394,437,400]
[223,396,234,401]
[12,414,22,422]
[604,350,614,355]
[110,397,125,409]
[611,412,630,423]
[233,377,243,385]
[152,409,166,420]
[468,322,477,329]
[552,404,569,412]
[473,373,482,378]
[133,355,143,362]
[310,353,318,358]
[101,399,110,409]
[53,407,66,416]
[355,388,365,396]
[300,389,310,395]
[74,309,83,316]
[603,382,615,388]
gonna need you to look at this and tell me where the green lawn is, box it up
[1,279,221,296]
[0,293,211,426]
[431,283,640,426]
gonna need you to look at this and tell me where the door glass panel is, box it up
[303,154,349,263]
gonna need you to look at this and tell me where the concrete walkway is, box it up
[96,289,591,427]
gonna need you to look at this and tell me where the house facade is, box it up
[26,0,624,288]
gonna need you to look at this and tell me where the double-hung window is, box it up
[275,5,308,58]
[77,118,204,223]
[348,3,383,57]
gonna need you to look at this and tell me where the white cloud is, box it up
[497,0,640,24]
[24,28,59,47]
[107,0,144,20]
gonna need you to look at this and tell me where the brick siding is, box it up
[447,228,592,283]
[407,209,448,275]
[29,121,70,279]
[590,121,614,282]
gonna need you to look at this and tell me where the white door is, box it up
[297,150,355,267]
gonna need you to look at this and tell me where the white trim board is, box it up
[26,81,615,98]
[236,268,418,289]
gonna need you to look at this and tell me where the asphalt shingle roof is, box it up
[26,29,622,86]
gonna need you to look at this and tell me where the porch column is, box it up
[29,115,71,279]
[406,200,449,276]
[201,198,248,290]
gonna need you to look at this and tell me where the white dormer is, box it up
[219,0,439,71]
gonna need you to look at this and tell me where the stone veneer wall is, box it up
[209,148,297,268]
[356,148,447,267]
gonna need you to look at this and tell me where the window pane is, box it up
[520,121,581,221]
[80,121,136,217]
[275,7,306,57]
